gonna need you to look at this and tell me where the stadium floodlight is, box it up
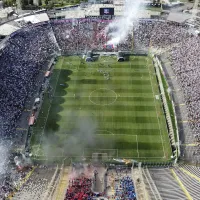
[191,0,200,23]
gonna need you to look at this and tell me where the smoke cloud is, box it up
[106,0,145,45]
[42,116,99,158]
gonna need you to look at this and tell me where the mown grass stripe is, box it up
[31,55,171,160]
[49,116,158,123]
[49,105,157,112]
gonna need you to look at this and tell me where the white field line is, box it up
[34,155,165,159]
[95,134,139,158]
[137,157,165,159]
[146,59,165,158]
[36,58,64,156]
[53,95,153,98]
[89,88,118,106]
[112,116,113,129]
[129,61,132,69]
[129,60,139,158]
[95,130,115,135]
[84,148,118,157]
[136,135,139,158]
[84,148,118,150]
[94,134,137,136]
[35,58,164,159]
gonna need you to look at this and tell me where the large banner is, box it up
[100,8,114,16]
[85,15,113,20]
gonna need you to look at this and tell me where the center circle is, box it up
[89,88,117,106]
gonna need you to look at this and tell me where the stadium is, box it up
[0,0,200,199]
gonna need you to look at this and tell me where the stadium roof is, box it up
[56,9,85,18]
[0,24,19,36]
[167,12,191,23]
[0,7,13,19]
[15,13,49,24]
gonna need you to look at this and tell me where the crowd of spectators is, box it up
[0,22,59,198]
[133,20,190,50]
[3,18,191,143]
[134,20,200,156]
[0,16,198,147]
[0,23,59,139]
[65,176,94,200]
[169,36,200,146]
[51,19,132,54]
[133,19,200,156]
[1,17,200,198]
[106,168,136,199]
[115,176,136,200]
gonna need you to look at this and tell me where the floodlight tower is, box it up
[191,0,200,25]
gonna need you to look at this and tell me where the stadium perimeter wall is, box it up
[152,54,180,162]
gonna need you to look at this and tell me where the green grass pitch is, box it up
[31,55,172,161]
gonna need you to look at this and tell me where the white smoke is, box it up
[42,116,98,158]
[0,141,11,175]
[14,156,22,168]
[162,0,171,5]
[106,0,145,45]
[14,154,32,169]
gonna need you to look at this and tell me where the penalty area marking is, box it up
[95,133,139,158]
[95,130,114,135]
[136,135,139,158]
[89,88,118,106]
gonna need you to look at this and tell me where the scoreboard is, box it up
[100,8,114,16]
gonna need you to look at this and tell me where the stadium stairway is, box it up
[131,167,150,200]
[170,168,193,200]
[149,168,188,200]
[179,164,200,181]
[105,169,115,199]
[42,165,60,200]
[51,166,71,200]
[11,165,58,200]
[7,166,36,199]
[173,166,200,200]
[142,168,162,200]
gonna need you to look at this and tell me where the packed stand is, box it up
[51,19,132,55]
[0,19,193,139]
[133,20,189,50]
[134,19,200,154]
[115,176,136,200]
[169,36,200,142]
[65,176,94,200]
[105,168,136,200]
[0,23,59,138]
[1,17,199,198]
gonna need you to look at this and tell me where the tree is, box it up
[74,0,79,4]
[3,0,14,7]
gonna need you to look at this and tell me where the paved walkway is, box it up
[53,167,71,200]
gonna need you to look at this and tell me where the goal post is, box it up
[84,148,118,159]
